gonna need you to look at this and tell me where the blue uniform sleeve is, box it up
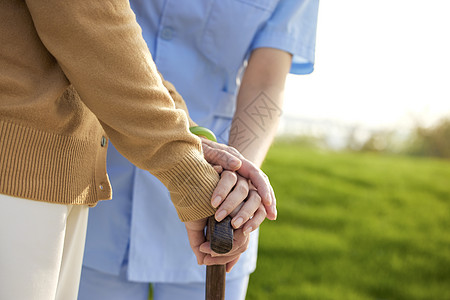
[250,0,320,75]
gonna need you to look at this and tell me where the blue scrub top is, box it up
[83,0,319,283]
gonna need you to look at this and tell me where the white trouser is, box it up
[0,194,89,300]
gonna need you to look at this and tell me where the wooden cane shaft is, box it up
[206,265,226,300]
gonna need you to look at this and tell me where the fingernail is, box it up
[233,217,243,228]
[216,210,227,221]
[244,227,253,236]
[212,196,221,208]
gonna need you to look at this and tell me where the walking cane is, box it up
[188,126,234,300]
[206,215,233,300]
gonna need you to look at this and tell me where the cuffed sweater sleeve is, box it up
[24,0,215,221]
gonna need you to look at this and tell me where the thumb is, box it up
[185,219,208,265]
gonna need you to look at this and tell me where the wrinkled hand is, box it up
[211,172,267,235]
[201,138,277,220]
[185,218,250,272]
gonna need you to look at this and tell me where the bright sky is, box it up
[284,0,450,131]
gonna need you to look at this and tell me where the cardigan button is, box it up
[100,136,107,147]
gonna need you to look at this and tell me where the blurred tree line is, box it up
[405,118,450,158]
[356,117,450,159]
[276,117,450,160]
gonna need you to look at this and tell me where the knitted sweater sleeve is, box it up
[159,73,198,128]
[24,0,216,221]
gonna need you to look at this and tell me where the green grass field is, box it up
[246,142,450,300]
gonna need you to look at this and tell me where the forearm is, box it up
[229,48,292,167]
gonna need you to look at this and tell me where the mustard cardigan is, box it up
[0,0,217,222]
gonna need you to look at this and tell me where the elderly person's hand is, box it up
[211,172,267,234]
[201,137,277,221]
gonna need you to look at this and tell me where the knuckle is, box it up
[222,171,237,183]
[217,149,227,157]
[228,146,239,154]
[214,150,224,161]
[252,191,261,201]
[221,170,234,178]
[249,168,261,180]
[236,184,248,195]
[219,200,233,212]
[244,205,258,218]
[221,170,231,176]
[257,211,267,222]
[210,149,222,160]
